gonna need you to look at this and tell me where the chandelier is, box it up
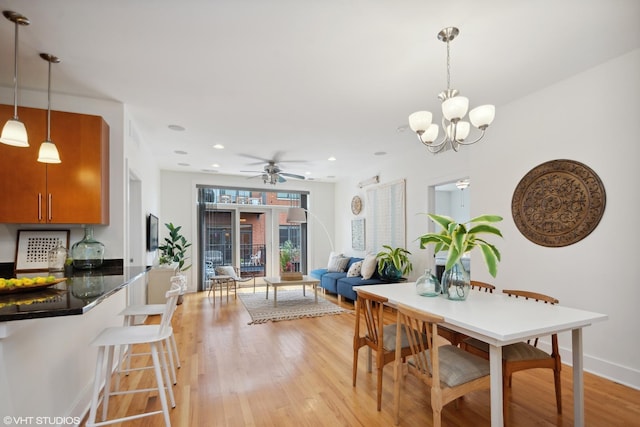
[409,27,495,153]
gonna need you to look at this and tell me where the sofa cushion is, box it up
[347,261,363,277]
[361,254,378,279]
[337,276,385,301]
[310,268,327,280]
[320,272,347,293]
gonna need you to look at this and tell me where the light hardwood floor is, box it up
[82,287,640,426]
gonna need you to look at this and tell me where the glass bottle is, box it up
[48,241,68,272]
[441,260,471,301]
[72,227,105,269]
[415,268,441,297]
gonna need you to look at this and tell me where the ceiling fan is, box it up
[239,152,306,185]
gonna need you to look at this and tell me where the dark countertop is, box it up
[0,266,150,322]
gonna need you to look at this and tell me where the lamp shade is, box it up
[469,104,495,129]
[286,207,307,223]
[446,121,470,142]
[442,96,469,121]
[37,141,61,164]
[419,124,439,144]
[0,119,29,147]
[408,111,432,133]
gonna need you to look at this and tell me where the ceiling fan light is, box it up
[408,111,432,133]
[469,104,495,129]
[442,96,469,121]
[37,141,61,163]
[0,119,29,147]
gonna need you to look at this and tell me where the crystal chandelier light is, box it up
[409,27,495,153]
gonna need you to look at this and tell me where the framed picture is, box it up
[351,219,365,251]
[15,230,70,272]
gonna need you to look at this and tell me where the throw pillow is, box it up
[326,251,344,268]
[327,256,350,272]
[347,260,363,277]
[361,253,377,280]
[215,265,236,278]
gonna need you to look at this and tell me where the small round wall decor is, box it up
[351,195,363,215]
[511,159,606,247]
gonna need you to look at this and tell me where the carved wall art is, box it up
[511,159,606,247]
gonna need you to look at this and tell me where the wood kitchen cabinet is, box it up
[0,104,109,224]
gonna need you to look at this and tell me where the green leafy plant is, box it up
[376,245,413,276]
[158,222,192,272]
[418,213,503,277]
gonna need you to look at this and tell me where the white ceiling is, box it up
[1,0,638,182]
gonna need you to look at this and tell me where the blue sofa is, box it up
[310,257,386,301]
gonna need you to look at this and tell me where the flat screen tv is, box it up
[147,214,159,251]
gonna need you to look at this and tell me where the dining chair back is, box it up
[393,303,490,427]
[461,289,562,422]
[353,288,413,411]
[87,286,181,426]
[438,280,496,347]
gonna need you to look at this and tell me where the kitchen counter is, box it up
[0,266,149,322]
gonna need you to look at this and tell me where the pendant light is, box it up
[37,53,61,164]
[1,11,30,147]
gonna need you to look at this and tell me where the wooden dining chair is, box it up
[353,288,413,411]
[393,303,490,427]
[438,280,496,347]
[460,289,562,421]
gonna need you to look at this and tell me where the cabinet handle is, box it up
[48,193,52,221]
[38,193,43,221]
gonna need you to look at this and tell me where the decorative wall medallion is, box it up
[351,195,363,215]
[511,159,606,247]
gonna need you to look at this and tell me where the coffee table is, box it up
[263,276,320,307]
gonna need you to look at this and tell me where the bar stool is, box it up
[117,276,185,386]
[86,286,181,427]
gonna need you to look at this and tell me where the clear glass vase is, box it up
[415,268,441,297]
[48,241,68,272]
[441,260,470,300]
[72,227,105,269]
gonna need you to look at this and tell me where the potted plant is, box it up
[418,213,502,300]
[376,245,413,282]
[158,222,192,272]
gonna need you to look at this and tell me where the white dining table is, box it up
[357,283,608,427]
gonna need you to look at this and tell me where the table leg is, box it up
[572,328,585,427]
[266,283,269,300]
[274,286,278,307]
[489,344,504,427]
[303,284,306,297]
[314,284,318,304]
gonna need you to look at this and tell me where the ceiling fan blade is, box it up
[238,153,271,163]
[279,172,306,180]
[278,175,287,183]
[240,170,264,173]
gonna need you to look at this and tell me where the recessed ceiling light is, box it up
[177,162,190,167]
[328,156,336,161]
[305,171,311,175]
[213,144,224,149]
[168,124,185,131]
[174,150,188,155]
[211,163,220,168]
[374,151,387,156]
[326,175,335,179]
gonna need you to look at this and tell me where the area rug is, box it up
[238,289,351,324]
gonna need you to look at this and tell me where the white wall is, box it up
[335,49,640,389]
[159,171,335,293]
